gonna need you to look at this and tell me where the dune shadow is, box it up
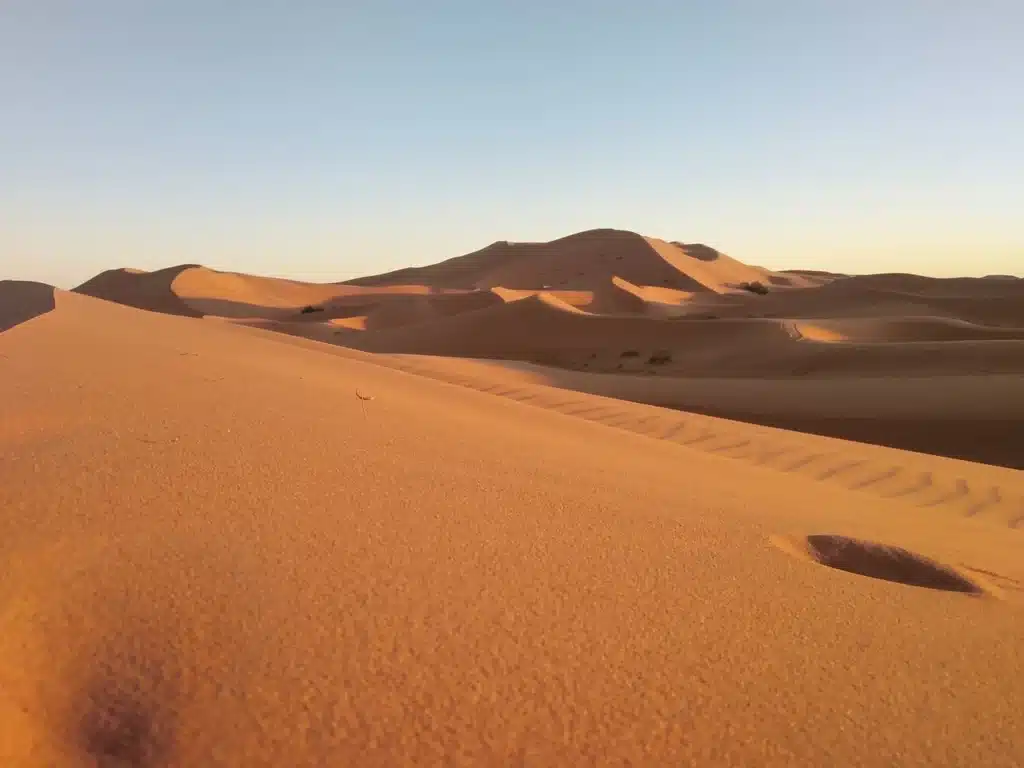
[188,292,411,322]
[669,409,1024,470]
[180,296,301,320]
[672,242,721,262]
[0,280,57,333]
[454,362,1024,470]
[79,658,176,767]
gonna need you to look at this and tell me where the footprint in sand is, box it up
[771,534,991,595]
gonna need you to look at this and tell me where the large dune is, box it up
[344,228,806,292]
[2,284,1023,765]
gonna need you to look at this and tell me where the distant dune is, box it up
[66,228,1024,468]
[344,228,810,292]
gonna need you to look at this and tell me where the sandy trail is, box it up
[2,287,1022,766]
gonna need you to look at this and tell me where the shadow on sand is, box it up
[1,281,57,333]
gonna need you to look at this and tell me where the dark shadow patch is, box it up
[796,535,985,594]
[671,242,721,262]
[71,606,182,768]
[737,281,770,295]
[0,280,57,332]
[140,295,279,320]
[80,670,172,767]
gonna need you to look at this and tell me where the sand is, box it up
[2,233,1023,764]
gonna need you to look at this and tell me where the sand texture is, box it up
[2,233,1022,765]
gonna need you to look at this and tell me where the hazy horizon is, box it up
[3,2,1022,289]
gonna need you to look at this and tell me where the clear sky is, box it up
[2,1,1022,288]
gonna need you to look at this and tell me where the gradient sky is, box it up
[2,1,1022,288]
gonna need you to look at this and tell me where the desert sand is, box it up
[2,230,1023,765]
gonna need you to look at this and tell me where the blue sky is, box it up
[2,1,1022,287]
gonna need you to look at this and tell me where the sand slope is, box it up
[2,287,1023,766]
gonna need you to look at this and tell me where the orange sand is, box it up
[2,231,1023,764]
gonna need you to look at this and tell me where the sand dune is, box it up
[584,275,652,314]
[583,275,697,316]
[342,296,1024,380]
[74,265,205,318]
[359,288,510,330]
[74,264,439,321]
[2,284,1023,765]
[344,228,807,292]
[668,275,1024,325]
[171,266,353,317]
[834,272,1024,296]
[67,229,1024,469]
[346,292,797,366]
